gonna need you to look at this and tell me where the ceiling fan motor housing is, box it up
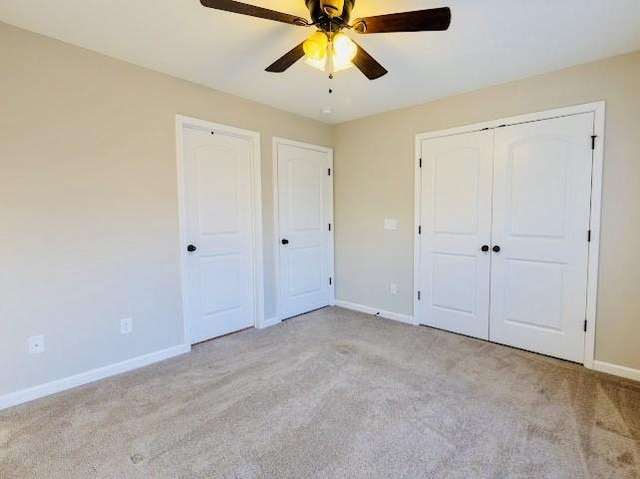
[306,0,354,28]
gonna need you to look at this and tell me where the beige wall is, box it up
[334,50,640,370]
[0,23,332,396]
[2,19,639,400]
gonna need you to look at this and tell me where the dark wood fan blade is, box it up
[265,43,306,73]
[200,0,309,26]
[352,7,451,34]
[351,41,388,80]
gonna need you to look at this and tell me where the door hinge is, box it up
[584,319,588,332]
[417,291,421,301]
[329,223,332,232]
[591,135,597,150]
[588,230,591,242]
[329,277,332,286]
[328,168,332,176]
[419,158,422,168]
[418,225,422,235]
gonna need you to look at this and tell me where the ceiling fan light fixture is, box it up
[332,33,357,60]
[305,56,328,71]
[304,32,357,73]
[304,53,353,73]
[331,54,353,71]
[303,31,329,61]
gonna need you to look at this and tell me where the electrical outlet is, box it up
[120,318,133,335]
[28,335,45,355]
[390,283,398,295]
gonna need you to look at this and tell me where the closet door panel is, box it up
[489,113,594,362]
[418,131,493,340]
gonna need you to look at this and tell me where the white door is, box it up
[418,130,494,340]
[490,113,594,362]
[182,126,255,343]
[276,142,333,320]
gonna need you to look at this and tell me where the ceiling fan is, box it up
[199,0,451,80]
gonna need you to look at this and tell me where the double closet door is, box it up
[418,113,594,363]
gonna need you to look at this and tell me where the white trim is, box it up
[0,344,190,411]
[415,101,606,142]
[175,115,265,340]
[257,316,282,329]
[593,361,640,382]
[272,137,335,324]
[583,103,606,369]
[414,101,605,370]
[413,134,423,330]
[336,300,417,326]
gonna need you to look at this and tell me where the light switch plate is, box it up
[384,219,398,231]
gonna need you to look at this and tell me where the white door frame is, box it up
[272,137,335,323]
[414,101,605,369]
[175,114,265,345]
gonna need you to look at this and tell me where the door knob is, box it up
[493,245,501,253]
[187,244,197,252]
[281,239,290,245]
[481,245,490,252]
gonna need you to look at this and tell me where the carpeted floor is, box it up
[1,307,639,478]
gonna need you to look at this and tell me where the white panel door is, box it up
[183,126,255,343]
[490,113,594,362]
[419,131,494,340]
[277,143,332,320]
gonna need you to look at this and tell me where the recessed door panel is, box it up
[418,131,493,340]
[277,143,332,320]
[433,148,481,235]
[289,160,323,232]
[199,254,242,315]
[183,126,255,343]
[289,245,323,297]
[432,253,477,314]
[504,259,565,331]
[509,139,569,239]
[490,113,594,362]
[196,147,240,235]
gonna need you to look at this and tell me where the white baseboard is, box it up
[335,300,417,326]
[0,344,191,411]
[592,360,640,382]
[258,316,281,329]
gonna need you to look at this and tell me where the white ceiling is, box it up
[2,1,640,124]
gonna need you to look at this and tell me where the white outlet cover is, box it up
[28,335,45,354]
[384,219,398,231]
[390,283,398,295]
[120,318,133,335]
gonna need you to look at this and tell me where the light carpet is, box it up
[1,307,639,478]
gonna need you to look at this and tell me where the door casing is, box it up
[414,101,605,369]
[176,115,265,345]
[272,137,335,324]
